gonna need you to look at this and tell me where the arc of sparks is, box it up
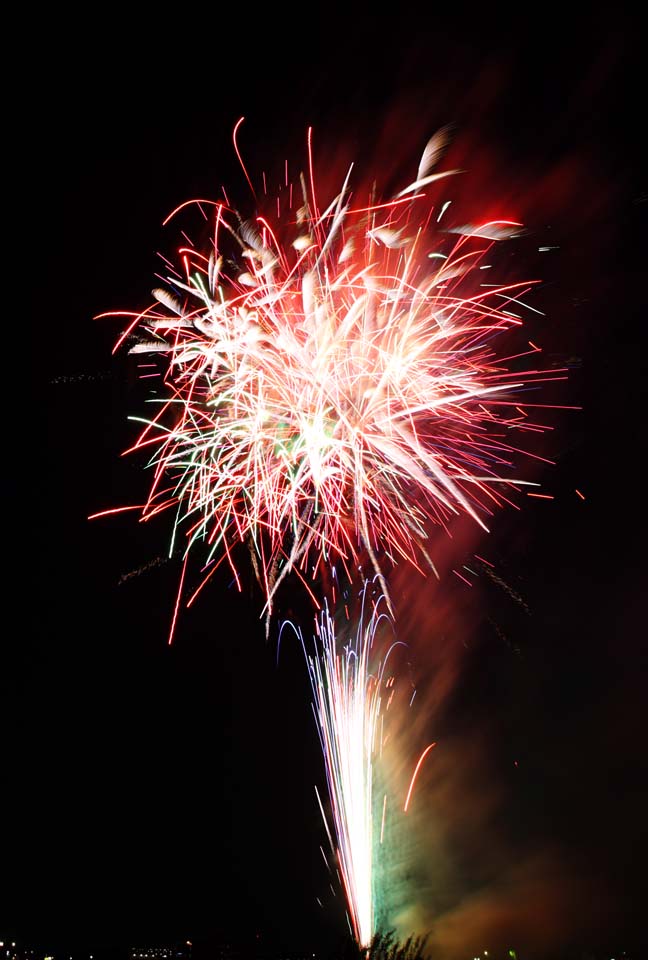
[404,741,437,812]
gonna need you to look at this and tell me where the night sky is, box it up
[7,7,646,957]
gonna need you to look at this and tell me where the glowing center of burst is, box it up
[272,414,336,491]
[299,413,336,489]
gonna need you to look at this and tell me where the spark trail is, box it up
[280,581,404,945]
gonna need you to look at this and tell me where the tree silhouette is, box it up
[338,930,431,960]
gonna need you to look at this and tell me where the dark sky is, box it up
[7,6,646,957]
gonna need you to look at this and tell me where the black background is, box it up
[6,5,646,956]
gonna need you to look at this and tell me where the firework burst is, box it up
[98,124,565,947]
[101,123,553,616]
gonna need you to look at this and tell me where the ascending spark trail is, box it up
[280,583,404,946]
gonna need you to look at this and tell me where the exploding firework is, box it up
[98,122,555,620]
[98,123,562,947]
